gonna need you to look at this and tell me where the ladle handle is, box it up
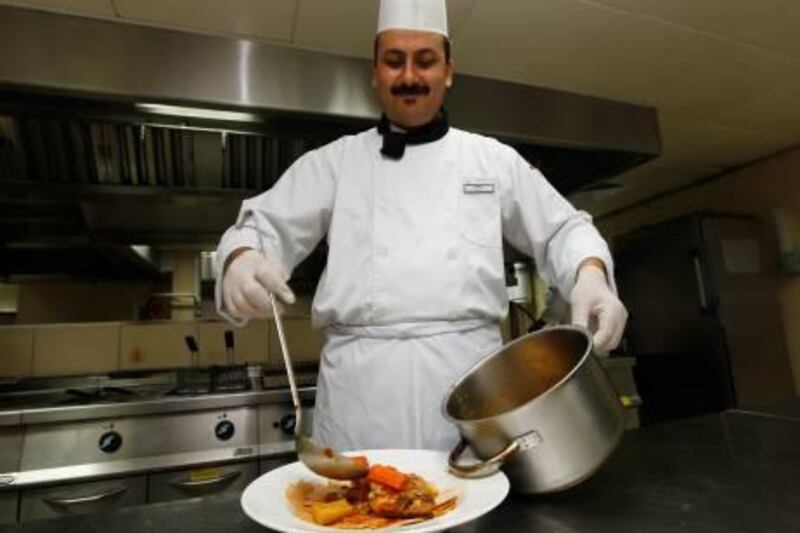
[269,293,302,423]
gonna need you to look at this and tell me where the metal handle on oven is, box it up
[43,485,127,507]
[692,255,708,311]
[170,470,241,489]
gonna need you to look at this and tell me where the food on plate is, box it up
[310,499,355,526]
[286,460,458,529]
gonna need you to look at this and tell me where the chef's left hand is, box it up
[569,260,628,355]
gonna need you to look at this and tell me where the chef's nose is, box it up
[400,58,420,84]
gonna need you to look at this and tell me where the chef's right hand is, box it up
[222,248,296,319]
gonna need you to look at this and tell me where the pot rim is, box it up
[441,324,594,424]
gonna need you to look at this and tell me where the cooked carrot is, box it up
[351,455,369,469]
[367,464,408,491]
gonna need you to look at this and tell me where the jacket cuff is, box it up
[563,251,617,297]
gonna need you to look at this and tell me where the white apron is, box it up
[312,320,503,452]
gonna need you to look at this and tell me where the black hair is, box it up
[373,34,452,65]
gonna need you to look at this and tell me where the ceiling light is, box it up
[130,245,152,262]
[135,103,260,123]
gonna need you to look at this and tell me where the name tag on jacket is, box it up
[463,182,495,194]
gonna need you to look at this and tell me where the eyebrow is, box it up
[382,47,439,57]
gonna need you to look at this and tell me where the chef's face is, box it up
[372,29,454,129]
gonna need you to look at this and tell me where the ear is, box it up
[445,59,454,89]
[371,71,378,89]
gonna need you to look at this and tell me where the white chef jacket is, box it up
[215,126,614,451]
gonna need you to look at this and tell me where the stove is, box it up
[0,370,316,491]
[59,386,140,405]
[0,374,173,411]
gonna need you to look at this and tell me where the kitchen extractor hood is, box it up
[0,5,660,281]
[0,5,660,186]
[0,243,165,281]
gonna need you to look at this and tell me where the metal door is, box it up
[0,490,17,525]
[147,461,257,503]
[700,216,796,406]
[615,216,735,424]
[19,475,146,522]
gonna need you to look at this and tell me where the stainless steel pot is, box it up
[442,325,623,493]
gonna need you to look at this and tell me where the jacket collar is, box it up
[377,109,450,160]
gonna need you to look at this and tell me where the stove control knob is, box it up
[99,431,123,453]
[278,414,296,435]
[215,420,235,441]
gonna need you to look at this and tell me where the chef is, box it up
[215,0,628,452]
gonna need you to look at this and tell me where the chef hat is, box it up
[376,0,449,37]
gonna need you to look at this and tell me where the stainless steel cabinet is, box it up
[0,490,18,525]
[0,427,22,524]
[19,476,146,523]
[0,427,22,480]
[148,461,257,503]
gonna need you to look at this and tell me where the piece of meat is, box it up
[345,478,371,504]
[367,474,437,518]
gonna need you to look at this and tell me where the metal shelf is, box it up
[0,179,255,203]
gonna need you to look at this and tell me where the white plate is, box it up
[240,449,510,532]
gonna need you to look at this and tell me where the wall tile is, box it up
[233,320,270,365]
[268,318,324,367]
[197,320,269,366]
[33,323,119,376]
[119,322,197,370]
[0,326,34,377]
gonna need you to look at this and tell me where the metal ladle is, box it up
[269,293,368,480]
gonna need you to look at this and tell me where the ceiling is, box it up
[2,0,799,218]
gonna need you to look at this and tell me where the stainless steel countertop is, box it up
[0,411,21,427]
[5,409,800,533]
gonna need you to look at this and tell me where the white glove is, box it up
[569,265,628,355]
[222,249,296,320]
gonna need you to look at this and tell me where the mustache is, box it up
[390,84,431,96]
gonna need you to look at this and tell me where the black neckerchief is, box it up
[377,109,450,160]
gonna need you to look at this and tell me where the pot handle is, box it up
[448,438,520,478]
